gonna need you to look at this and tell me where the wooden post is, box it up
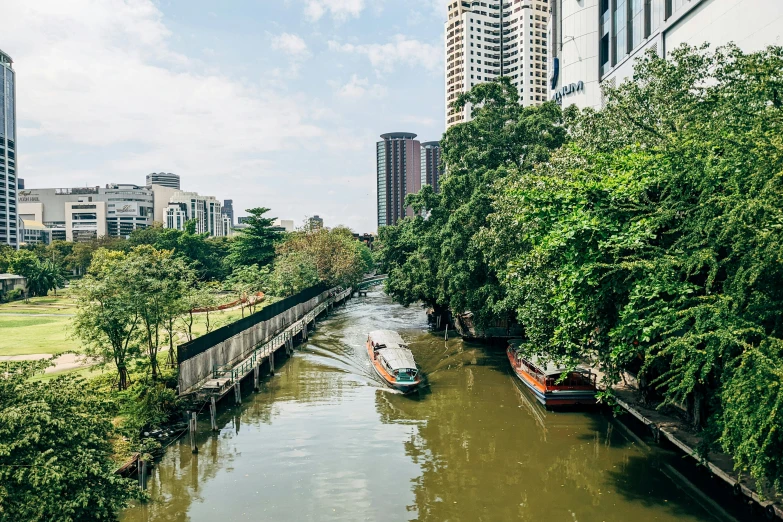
[445,324,449,341]
[189,411,198,454]
[253,364,260,391]
[138,458,145,489]
[270,349,275,376]
[234,382,241,405]
[210,396,217,432]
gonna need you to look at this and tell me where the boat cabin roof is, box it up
[369,330,406,348]
[377,347,417,371]
[509,339,589,377]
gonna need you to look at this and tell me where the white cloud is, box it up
[4,0,323,182]
[303,0,365,22]
[334,75,387,99]
[328,35,442,74]
[271,33,310,58]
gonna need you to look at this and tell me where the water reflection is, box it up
[122,291,730,522]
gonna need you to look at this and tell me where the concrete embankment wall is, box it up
[177,285,331,394]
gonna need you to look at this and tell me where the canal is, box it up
[122,291,748,522]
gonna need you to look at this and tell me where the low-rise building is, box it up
[273,219,295,232]
[20,220,51,245]
[0,273,26,299]
[18,184,154,242]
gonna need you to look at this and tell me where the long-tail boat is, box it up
[366,330,421,393]
[507,339,597,407]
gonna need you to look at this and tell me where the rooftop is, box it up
[380,132,417,140]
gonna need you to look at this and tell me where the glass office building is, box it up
[0,49,17,247]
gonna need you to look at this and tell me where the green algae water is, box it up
[121,291,748,522]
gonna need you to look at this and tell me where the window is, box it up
[613,0,627,61]
[630,0,643,49]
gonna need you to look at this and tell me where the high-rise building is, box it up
[445,0,550,128]
[146,172,180,189]
[1,49,18,247]
[547,0,783,111]
[377,132,422,228]
[164,190,225,237]
[420,141,442,193]
[222,199,234,225]
[308,215,324,231]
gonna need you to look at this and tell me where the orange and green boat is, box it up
[367,330,421,393]
[507,340,597,407]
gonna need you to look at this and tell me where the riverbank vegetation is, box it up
[2,209,374,518]
[377,44,783,493]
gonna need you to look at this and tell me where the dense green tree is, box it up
[268,251,320,297]
[378,78,567,327]
[226,208,283,268]
[0,363,140,520]
[487,44,783,491]
[7,250,65,297]
[72,249,141,390]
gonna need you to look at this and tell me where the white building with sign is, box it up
[548,0,783,110]
[17,184,154,242]
[163,190,225,237]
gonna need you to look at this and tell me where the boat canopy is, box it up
[377,347,417,371]
[369,330,406,348]
[509,339,590,377]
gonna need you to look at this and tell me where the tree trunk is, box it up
[118,365,128,391]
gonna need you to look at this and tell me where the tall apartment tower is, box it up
[146,172,180,189]
[377,133,422,229]
[420,141,443,193]
[445,0,550,128]
[222,199,234,225]
[0,49,17,247]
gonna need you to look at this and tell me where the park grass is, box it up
[0,315,82,356]
[0,293,78,315]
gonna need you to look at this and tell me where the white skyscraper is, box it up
[445,0,550,128]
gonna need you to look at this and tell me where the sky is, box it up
[2,0,447,233]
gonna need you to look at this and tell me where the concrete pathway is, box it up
[0,353,96,373]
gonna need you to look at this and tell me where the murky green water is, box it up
[122,291,741,522]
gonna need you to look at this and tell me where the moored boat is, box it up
[367,330,421,393]
[507,340,597,407]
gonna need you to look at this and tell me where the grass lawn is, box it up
[0,315,82,356]
[0,294,78,315]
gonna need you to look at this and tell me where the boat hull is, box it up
[367,340,420,393]
[507,348,596,407]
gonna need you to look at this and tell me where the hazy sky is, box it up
[3,0,447,233]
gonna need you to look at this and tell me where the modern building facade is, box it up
[146,172,180,189]
[548,0,783,110]
[420,141,443,193]
[222,199,234,226]
[446,0,550,128]
[20,220,51,245]
[1,49,18,247]
[17,184,154,242]
[164,190,225,237]
[377,132,422,228]
[273,219,295,232]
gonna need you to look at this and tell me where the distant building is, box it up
[17,178,24,189]
[353,233,375,249]
[146,172,180,189]
[420,141,442,193]
[20,220,51,245]
[308,215,324,231]
[164,190,225,237]
[222,199,234,225]
[1,49,18,247]
[18,184,154,242]
[237,216,250,225]
[273,219,294,232]
[377,132,422,228]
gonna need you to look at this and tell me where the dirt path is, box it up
[0,353,96,373]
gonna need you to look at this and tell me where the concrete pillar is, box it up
[210,396,217,431]
[270,349,275,376]
[234,382,241,405]
[253,364,260,391]
[189,411,198,454]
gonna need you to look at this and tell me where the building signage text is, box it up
[17,190,39,202]
[114,203,139,216]
[552,80,584,104]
